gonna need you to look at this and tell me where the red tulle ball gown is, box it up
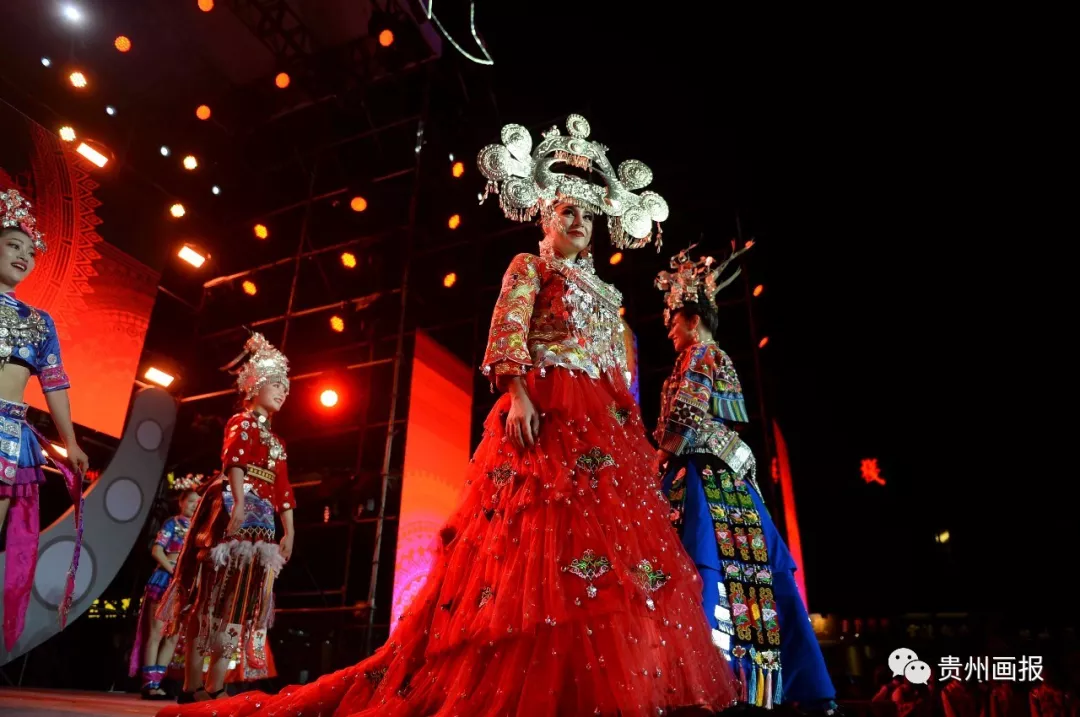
[158,250,738,717]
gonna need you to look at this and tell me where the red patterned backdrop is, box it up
[2,116,159,438]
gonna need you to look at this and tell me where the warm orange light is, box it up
[330,315,345,332]
[177,245,205,267]
[378,29,394,47]
[350,196,368,212]
[183,155,198,170]
[341,252,357,269]
[860,458,885,486]
[443,272,457,288]
[753,284,764,297]
[242,280,257,296]
[197,0,214,11]
[619,307,626,317]
[275,72,290,89]
[254,224,269,239]
[448,214,461,230]
[144,367,176,388]
[114,36,132,53]
[758,336,769,349]
[320,389,339,407]
[609,252,623,266]
[169,203,186,218]
[196,104,211,120]
[451,161,465,178]
[50,444,69,459]
[76,142,109,168]
[58,126,76,142]
[69,71,87,88]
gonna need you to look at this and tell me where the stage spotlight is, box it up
[198,0,214,11]
[177,244,206,267]
[935,530,951,544]
[753,284,764,297]
[275,72,290,89]
[619,307,626,317]
[76,142,109,168]
[448,214,461,230]
[609,252,623,266]
[58,126,76,142]
[242,280,257,296]
[170,203,186,218]
[378,29,394,47]
[69,71,87,88]
[451,161,465,178]
[114,35,131,52]
[144,367,176,388]
[50,443,70,458]
[320,389,339,408]
[212,185,221,195]
[196,104,211,120]
[443,272,457,288]
[340,252,357,268]
[105,105,116,116]
[758,336,769,349]
[254,224,269,239]
[160,145,171,157]
[183,155,198,170]
[330,315,345,332]
[41,57,52,67]
[62,5,83,23]
[350,196,368,212]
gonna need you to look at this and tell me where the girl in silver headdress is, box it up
[156,115,739,717]
[155,333,296,704]
[0,187,88,652]
[654,245,837,713]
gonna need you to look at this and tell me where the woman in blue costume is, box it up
[654,243,838,714]
[0,187,89,651]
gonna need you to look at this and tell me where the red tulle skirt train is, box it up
[158,369,738,716]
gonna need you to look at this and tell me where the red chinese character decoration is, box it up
[860,458,885,486]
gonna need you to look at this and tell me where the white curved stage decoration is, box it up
[0,387,178,666]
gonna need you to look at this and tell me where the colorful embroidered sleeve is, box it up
[481,254,541,382]
[153,517,177,550]
[273,452,296,512]
[221,413,257,469]
[710,348,748,423]
[35,311,71,393]
[657,344,718,455]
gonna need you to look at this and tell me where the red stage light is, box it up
[758,336,769,349]
[609,252,623,266]
[170,203,186,219]
[114,36,132,53]
[451,161,465,178]
[341,252,357,268]
[379,29,394,47]
[350,196,368,212]
[242,280,257,296]
[448,214,461,230]
[196,104,211,120]
[198,0,214,11]
[443,272,457,288]
[320,389,339,408]
[753,284,764,297]
[69,71,87,88]
[254,224,269,239]
[330,315,345,332]
[275,72,290,89]
[58,126,76,142]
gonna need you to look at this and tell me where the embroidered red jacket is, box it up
[220,410,296,512]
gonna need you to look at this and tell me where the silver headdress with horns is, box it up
[221,332,290,400]
[477,114,668,251]
[655,240,754,325]
[1,188,47,253]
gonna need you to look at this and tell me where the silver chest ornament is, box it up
[0,304,47,366]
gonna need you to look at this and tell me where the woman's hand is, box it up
[65,443,90,476]
[226,504,245,537]
[165,559,176,576]
[505,378,540,449]
[280,533,295,562]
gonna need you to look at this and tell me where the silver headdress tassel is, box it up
[1,188,47,253]
[476,114,668,251]
[655,240,754,325]
[221,332,290,400]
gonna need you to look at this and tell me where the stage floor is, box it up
[0,688,162,716]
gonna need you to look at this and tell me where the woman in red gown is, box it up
[158,114,738,717]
